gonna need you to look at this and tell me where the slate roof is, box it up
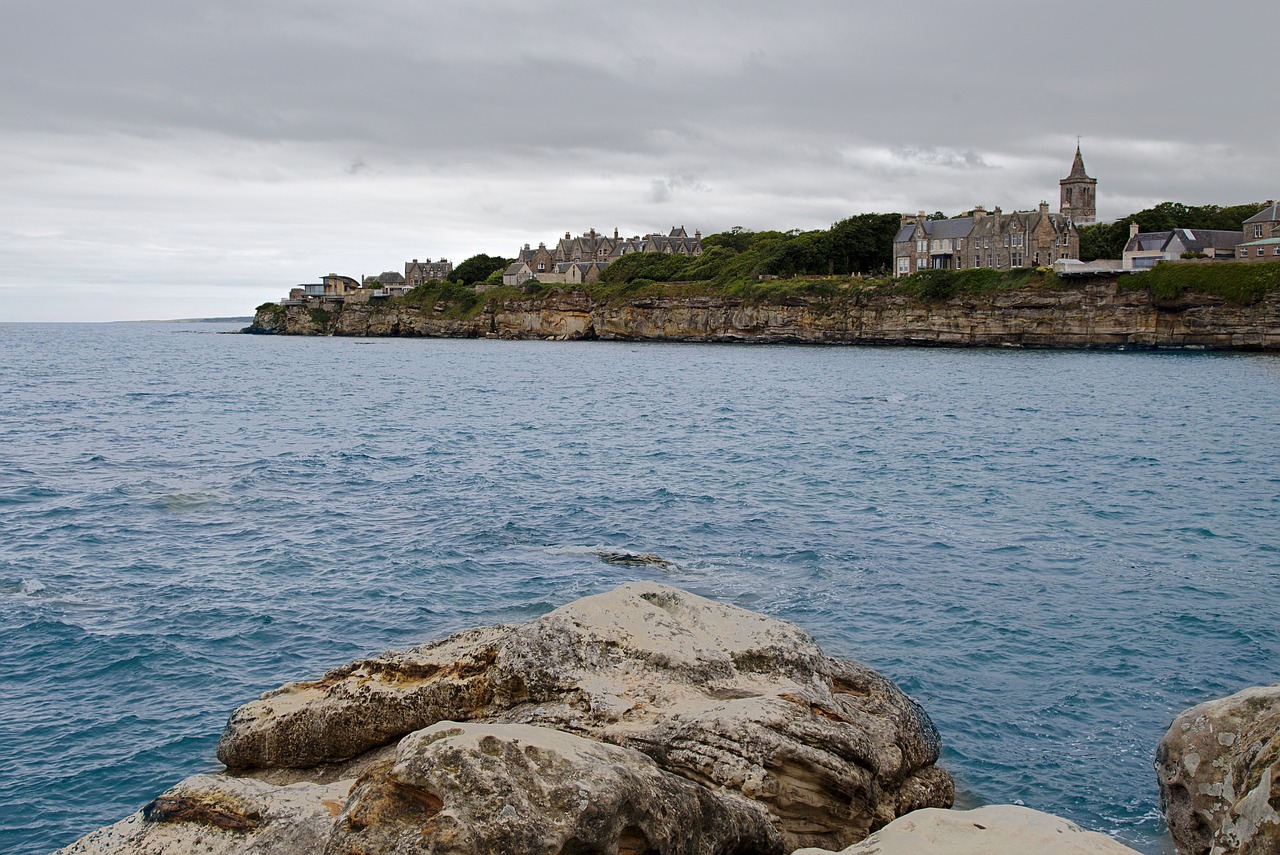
[1063,145,1092,180]
[1124,229,1241,255]
[1244,202,1280,224]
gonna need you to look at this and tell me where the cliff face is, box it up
[250,280,1280,350]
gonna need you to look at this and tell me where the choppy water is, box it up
[2,322,1278,854]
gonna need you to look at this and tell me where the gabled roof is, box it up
[1124,229,1241,255]
[1244,202,1280,224]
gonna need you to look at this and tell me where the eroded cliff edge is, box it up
[249,278,1280,350]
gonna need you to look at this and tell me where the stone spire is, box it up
[1066,143,1091,180]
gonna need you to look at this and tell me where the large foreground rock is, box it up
[791,805,1142,854]
[60,582,953,853]
[1156,683,1280,855]
[66,722,781,854]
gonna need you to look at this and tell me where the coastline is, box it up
[248,277,1280,351]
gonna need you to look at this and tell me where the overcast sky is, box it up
[2,0,1275,321]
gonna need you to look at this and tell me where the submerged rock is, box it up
[791,805,1143,854]
[60,582,954,854]
[1156,683,1280,855]
[594,549,674,569]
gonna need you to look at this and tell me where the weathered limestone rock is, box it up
[1156,684,1280,855]
[327,721,782,854]
[791,805,1143,855]
[63,583,952,854]
[55,774,349,855]
[217,582,952,851]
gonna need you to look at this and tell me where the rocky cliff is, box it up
[250,280,1280,350]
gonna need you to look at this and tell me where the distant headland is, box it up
[249,148,1280,351]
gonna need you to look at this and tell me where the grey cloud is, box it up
[2,0,1278,321]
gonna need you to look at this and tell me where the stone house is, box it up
[892,148,1088,277]
[363,271,406,288]
[508,227,704,286]
[404,258,454,287]
[502,260,535,288]
[894,203,1079,277]
[1237,202,1280,262]
[1123,224,1241,270]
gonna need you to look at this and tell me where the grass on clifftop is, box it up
[393,259,1280,318]
[1122,261,1280,304]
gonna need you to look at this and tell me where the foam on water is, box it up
[2,323,1278,854]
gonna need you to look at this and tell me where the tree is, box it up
[1078,201,1265,261]
[451,254,510,286]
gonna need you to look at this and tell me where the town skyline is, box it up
[2,1,1276,322]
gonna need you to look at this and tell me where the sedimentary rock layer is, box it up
[250,280,1280,350]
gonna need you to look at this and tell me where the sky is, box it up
[2,0,1276,322]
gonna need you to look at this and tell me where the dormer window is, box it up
[1256,224,1265,239]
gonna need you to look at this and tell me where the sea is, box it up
[2,321,1278,855]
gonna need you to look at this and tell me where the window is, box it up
[1260,248,1267,257]
[897,256,910,275]
[1255,225,1264,239]
[917,239,927,253]
[974,255,980,268]
[1274,247,1280,256]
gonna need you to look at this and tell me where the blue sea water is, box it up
[2,321,1278,854]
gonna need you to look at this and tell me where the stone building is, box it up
[1237,202,1280,262]
[893,147,1088,277]
[894,203,1079,277]
[1059,144,1097,225]
[404,258,454,287]
[504,227,703,287]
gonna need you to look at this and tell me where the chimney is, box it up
[694,229,701,239]
[1130,221,1140,239]
[1039,201,1049,216]
[614,227,619,239]
[412,258,418,263]
[973,206,986,221]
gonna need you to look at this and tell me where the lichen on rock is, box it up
[1156,683,1280,855]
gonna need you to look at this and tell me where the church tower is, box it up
[1059,143,1097,224]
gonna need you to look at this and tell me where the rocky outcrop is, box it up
[249,280,1280,350]
[1156,684,1280,855]
[60,583,953,854]
[791,805,1143,855]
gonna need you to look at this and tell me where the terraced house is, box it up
[504,226,703,286]
[893,148,1088,277]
